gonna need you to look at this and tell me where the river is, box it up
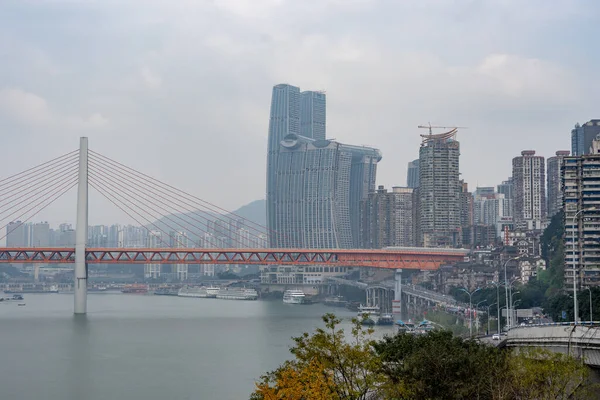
[0,293,395,399]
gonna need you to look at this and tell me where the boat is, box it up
[0,294,25,303]
[154,287,179,296]
[377,314,394,325]
[178,286,219,298]
[4,284,58,294]
[346,301,360,312]
[88,286,108,293]
[121,284,148,294]
[357,305,380,325]
[216,287,258,301]
[283,289,307,304]
[324,295,347,307]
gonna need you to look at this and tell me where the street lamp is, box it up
[488,281,502,334]
[508,280,520,328]
[487,302,497,335]
[459,287,481,338]
[476,300,487,334]
[585,287,593,322]
[572,207,597,324]
[504,255,524,329]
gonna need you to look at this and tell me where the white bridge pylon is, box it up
[74,137,88,314]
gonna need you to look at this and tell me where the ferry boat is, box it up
[283,290,306,304]
[4,284,58,294]
[154,287,179,296]
[121,284,148,294]
[216,287,258,301]
[178,286,219,298]
[357,305,380,326]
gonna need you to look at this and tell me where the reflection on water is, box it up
[0,294,390,400]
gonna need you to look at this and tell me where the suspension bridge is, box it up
[0,138,468,314]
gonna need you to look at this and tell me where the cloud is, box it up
[140,67,162,89]
[0,88,108,130]
[0,0,599,225]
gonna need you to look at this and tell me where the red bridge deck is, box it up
[0,247,468,270]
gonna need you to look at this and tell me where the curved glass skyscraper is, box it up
[266,84,380,249]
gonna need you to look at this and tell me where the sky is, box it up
[1,0,600,227]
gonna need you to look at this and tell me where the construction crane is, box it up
[417,123,467,142]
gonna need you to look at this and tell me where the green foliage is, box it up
[252,314,597,400]
[539,210,565,293]
[509,348,592,399]
[252,313,384,400]
[373,330,508,399]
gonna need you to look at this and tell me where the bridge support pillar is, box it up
[74,137,88,314]
[392,269,402,321]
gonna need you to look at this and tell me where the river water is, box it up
[0,293,395,399]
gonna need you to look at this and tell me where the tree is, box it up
[251,314,384,400]
[373,330,510,399]
[508,348,592,399]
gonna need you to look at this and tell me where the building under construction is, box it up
[417,127,461,247]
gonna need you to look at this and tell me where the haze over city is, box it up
[2,1,600,226]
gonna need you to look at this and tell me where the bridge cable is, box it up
[88,168,220,248]
[0,160,78,211]
[88,180,181,249]
[88,155,266,243]
[0,154,79,196]
[88,152,270,240]
[0,149,78,189]
[0,171,78,223]
[0,175,78,242]
[89,150,274,238]
[88,163,229,248]
[88,158,259,248]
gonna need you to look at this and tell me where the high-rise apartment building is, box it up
[266,83,379,249]
[547,150,570,219]
[6,221,27,247]
[562,137,600,288]
[31,222,50,247]
[361,186,414,249]
[459,181,473,247]
[144,230,162,279]
[266,84,327,244]
[300,91,326,140]
[406,159,420,188]
[418,129,461,247]
[512,150,546,230]
[571,120,600,156]
[170,231,189,281]
[497,178,514,202]
[271,134,380,248]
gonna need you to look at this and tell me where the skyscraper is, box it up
[562,137,600,289]
[300,91,326,140]
[406,159,420,188]
[170,231,189,281]
[418,129,461,247]
[547,150,570,219]
[271,134,380,248]
[361,186,414,249]
[571,120,600,156]
[6,221,27,247]
[512,150,546,230]
[144,230,162,279]
[266,84,326,244]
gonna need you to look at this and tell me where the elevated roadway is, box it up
[506,323,600,367]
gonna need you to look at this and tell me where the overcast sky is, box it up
[1,0,599,228]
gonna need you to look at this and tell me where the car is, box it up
[492,334,500,340]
